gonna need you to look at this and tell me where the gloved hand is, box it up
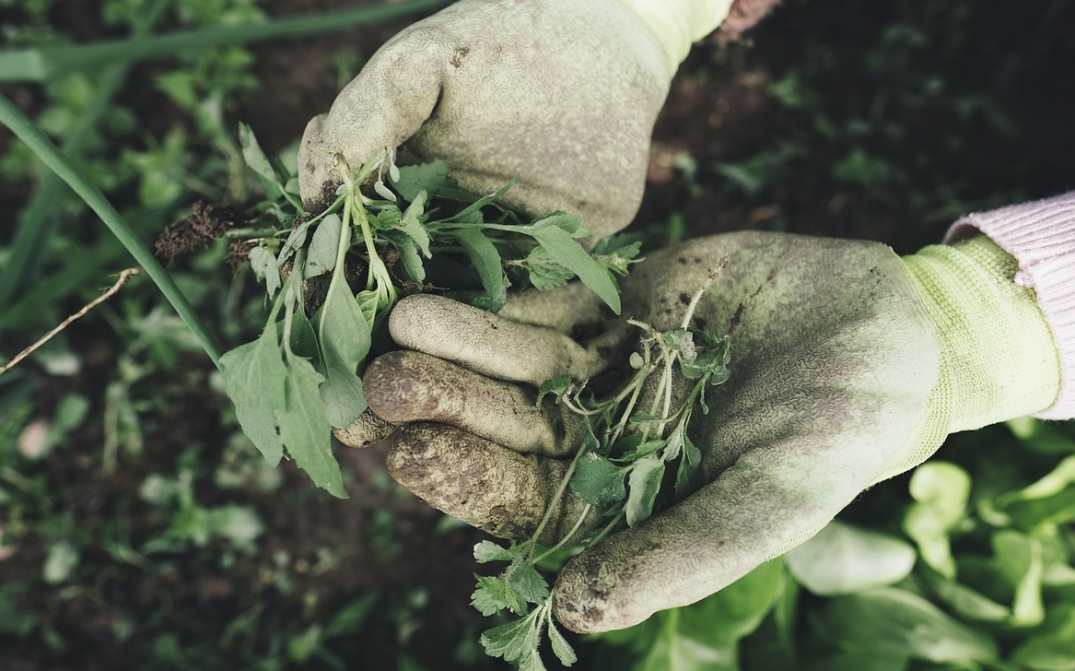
[297,0,741,238]
[345,230,1062,633]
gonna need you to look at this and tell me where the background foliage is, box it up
[1,0,1073,669]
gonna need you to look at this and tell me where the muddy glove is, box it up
[349,230,1061,633]
[298,0,742,238]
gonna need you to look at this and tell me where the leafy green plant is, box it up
[220,127,639,497]
[469,261,732,670]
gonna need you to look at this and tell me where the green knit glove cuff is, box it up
[875,236,1061,483]
[614,0,735,68]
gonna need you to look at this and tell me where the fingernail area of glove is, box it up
[552,543,653,634]
[385,423,547,542]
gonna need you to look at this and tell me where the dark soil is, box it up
[2,0,1072,669]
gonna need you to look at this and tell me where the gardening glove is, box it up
[350,230,1062,633]
[297,0,742,239]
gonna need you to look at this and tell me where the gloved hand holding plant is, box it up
[342,230,1061,664]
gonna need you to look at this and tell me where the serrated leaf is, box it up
[317,274,371,428]
[238,122,278,184]
[474,540,515,563]
[248,246,281,299]
[526,245,576,291]
[481,611,541,663]
[277,351,347,498]
[220,328,286,466]
[528,224,620,314]
[547,619,577,667]
[391,160,450,202]
[536,376,572,406]
[454,228,507,312]
[571,453,627,511]
[303,214,342,279]
[507,564,550,605]
[626,458,665,527]
[472,575,525,616]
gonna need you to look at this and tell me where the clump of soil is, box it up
[154,201,245,265]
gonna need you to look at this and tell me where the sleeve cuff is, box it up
[944,191,1075,420]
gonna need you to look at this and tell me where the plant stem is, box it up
[0,93,224,368]
[527,441,590,562]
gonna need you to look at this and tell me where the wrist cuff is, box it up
[902,236,1061,433]
[614,0,735,67]
[945,192,1075,420]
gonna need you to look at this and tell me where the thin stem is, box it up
[680,255,729,330]
[532,503,593,565]
[527,440,590,562]
[0,268,142,377]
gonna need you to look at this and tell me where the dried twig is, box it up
[0,267,143,376]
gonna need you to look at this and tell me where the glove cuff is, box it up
[903,235,1061,433]
[614,0,735,68]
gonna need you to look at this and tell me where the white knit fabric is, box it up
[945,191,1075,420]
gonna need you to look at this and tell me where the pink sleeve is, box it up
[945,191,1075,420]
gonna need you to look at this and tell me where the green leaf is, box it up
[474,540,515,564]
[523,212,585,236]
[238,122,278,184]
[454,227,507,312]
[903,461,971,579]
[1010,603,1075,671]
[391,160,450,202]
[528,224,620,314]
[472,575,526,616]
[535,375,573,406]
[547,618,577,667]
[303,214,342,279]
[507,564,550,605]
[317,268,371,429]
[277,350,347,498]
[481,610,541,663]
[277,219,313,264]
[571,452,627,511]
[992,529,1045,626]
[451,176,517,222]
[626,458,665,527]
[220,327,286,466]
[812,587,997,663]
[393,233,426,284]
[398,190,431,257]
[525,245,575,291]
[785,520,916,595]
[323,593,377,638]
[248,245,281,299]
[922,573,1010,623]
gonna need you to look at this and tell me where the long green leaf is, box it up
[454,228,507,312]
[220,327,287,465]
[278,351,347,498]
[529,225,621,314]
